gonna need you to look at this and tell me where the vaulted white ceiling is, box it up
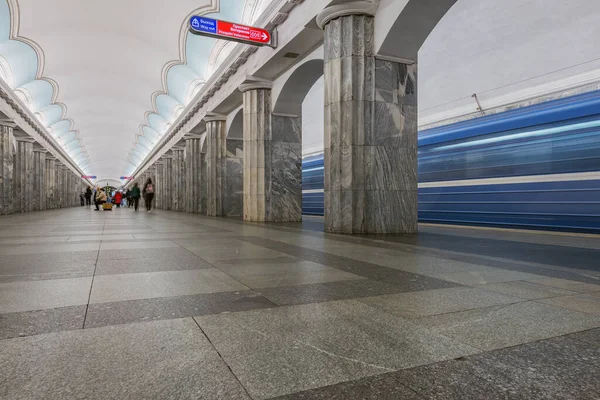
[0,0,270,181]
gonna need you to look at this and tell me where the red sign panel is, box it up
[216,21,270,44]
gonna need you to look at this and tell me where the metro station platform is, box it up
[1,208,599,399]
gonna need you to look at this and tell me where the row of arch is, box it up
[0,0,90,171]
[126,0,270,178]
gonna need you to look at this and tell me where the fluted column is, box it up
[14,137,34,213]
[0,124,14,215]
[162,156,173,210]
[155,162,164,209]
[200,149,207,214]
[224,137,244,217]
[185,136,202,213]
[33,148,46,211]
[171,148,185,211]
[318,4,418,234]
[205,115,226,217]
[47,159,57,209]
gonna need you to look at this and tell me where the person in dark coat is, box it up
[85,186,93,206]
[143,178,155,213]
[130,183,141,211]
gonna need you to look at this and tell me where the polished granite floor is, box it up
[1,207,599,399]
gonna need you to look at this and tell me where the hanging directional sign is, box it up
[120,176,134,180]
[82,175,97,179]
[189,16,273,47]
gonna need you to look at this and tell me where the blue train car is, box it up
[302,89,600,232]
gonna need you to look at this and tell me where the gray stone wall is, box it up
[0,125,14,215]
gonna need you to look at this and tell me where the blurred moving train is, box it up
[302,89,600,232]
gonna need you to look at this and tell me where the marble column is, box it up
[318,5,418,234]
[240,81,302,222]
[33,148,46,211]
[0,124,14,215]
[205,115,226,217]
[171,148,185,211]
[54,162,62,209]
[200,150,207,214]
[162,156,173,210]
[225,138,244,217]
[185,136,202,213]
[14,137,34,213]
[155,162,164,209]
[60,165,69,209]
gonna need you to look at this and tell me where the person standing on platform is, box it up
[114,191,122,208]
[130,183,141,211]
[85,186,93,206]
[143,178,155,213]
[126,188,132,208]
[79,191,85,206]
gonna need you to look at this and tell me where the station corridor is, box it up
[1,208,599,399]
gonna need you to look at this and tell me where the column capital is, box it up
[14,136,36,143]
[184,133,203,140]
[203,113,227,123]
[33,147,48,153]
[316,1,377,29]
[238,76,273,93]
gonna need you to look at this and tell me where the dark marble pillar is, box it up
[318,6,418,234]
[33,148,46,211]
[205,115,227,217]
[155,162,164,209]
[14,137,34,213]
[47,159,57,210]
[185,137,202,213]
[239,81,301,222]
[172,148,185,211]
[225,138,244,217]
[200,150,207,215]
[162,156,173,210]
[0,124,14,215]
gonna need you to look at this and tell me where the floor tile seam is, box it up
[176,244,257,293]
[473,281,582,300]
[191,317,256,400]
[87,286,258,306]
[82,223,104,329]
[530,297,600,317]
[350,299,487,356]
[234,235,465,288]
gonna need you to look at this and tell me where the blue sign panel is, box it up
[190,16,217,34]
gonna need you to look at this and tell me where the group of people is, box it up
[81,178,155,212]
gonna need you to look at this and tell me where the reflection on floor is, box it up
[1,208,599,399]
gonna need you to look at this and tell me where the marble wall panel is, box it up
[200,152,207,214]
[14,139,34,213]
[0,125,14,215]
[162,157,172,210]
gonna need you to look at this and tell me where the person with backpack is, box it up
[143,178,155,213]
[130,183,141,211]
[85,186,93,206]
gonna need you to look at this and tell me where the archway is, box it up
[272,58,325,217]
[224,107,243,217]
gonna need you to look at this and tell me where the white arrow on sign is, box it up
[261,32,268,41]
